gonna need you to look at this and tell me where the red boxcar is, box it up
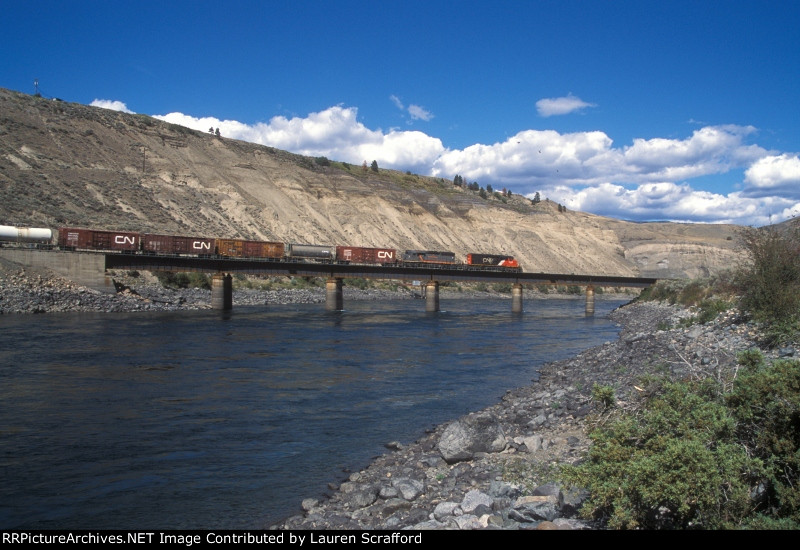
[58,227,140,252]
[141,233,215,256]
[466,253,520,269]
[336,246,397,264]
[216,238,285,259]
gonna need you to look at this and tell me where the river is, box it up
[0,296,629,530]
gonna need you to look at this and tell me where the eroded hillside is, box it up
[0,87,744,278]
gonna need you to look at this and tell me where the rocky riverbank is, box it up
[267,300,795,531]
[3,257,789,530]
[0,260,421,314]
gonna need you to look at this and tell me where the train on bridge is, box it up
[0,225,522,272]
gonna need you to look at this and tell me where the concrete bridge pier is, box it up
[585,285,595,316]
[425,281,439,312]
[512,283,523,313]
[211,273,233,310]
[326,277,344,311]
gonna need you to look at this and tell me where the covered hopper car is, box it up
[401,250,457,265]
[215,238,285,259]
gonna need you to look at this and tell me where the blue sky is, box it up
[3,1,799,226]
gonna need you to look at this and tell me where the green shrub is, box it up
[735,225,800,344]
[561,376,755,529]
[726,357,800,525]
[344,277,369,290]
[678,280,710,307]
[637,281,679,304]
[591,384,616,410]
[560,353,800,529]
[186,272,211,290]
[155,271,209,290]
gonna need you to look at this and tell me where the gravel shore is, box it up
[2,258,790,530]
[267,301,795,531]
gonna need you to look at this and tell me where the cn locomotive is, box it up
[1,225,522,271]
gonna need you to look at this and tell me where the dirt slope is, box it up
[0,87,743,278]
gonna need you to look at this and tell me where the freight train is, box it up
[0,225,522,271]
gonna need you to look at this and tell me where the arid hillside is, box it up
[0,87,744,279]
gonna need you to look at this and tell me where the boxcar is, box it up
[466,253,520,269]
[58,227,140,252]
[216,238,284,259]
[141,234,215,256]
[286,243,336,262]
[401,250,457,265]
[335,246,397,264]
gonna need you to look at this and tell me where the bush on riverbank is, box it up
[735,224,800,346]
[558,224,800,529]
[561,349,800,529]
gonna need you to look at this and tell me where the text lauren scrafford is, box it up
[306,533,423,544]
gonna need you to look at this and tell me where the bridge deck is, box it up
[104,253,656,288]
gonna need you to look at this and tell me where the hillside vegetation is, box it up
[0,87,742,278]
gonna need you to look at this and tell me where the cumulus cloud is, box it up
[743,154,800,199]
[538,181,794,226]
[622,125,766,181]
[90,99,134,113]
[431,124,767,191]
[155,105,444,175]
[143,100,796,226]
[536,94,596,117]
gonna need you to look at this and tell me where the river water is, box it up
[0,296,629,530]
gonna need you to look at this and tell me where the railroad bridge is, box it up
[102,253,657,314]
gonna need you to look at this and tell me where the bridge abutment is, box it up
[326,278,344,311]
[425,281,439,312]
[211,273,232,310]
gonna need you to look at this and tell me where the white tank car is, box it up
[0,225,54,243]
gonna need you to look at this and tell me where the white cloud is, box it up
[154,105,444,174]
[390,95,434,122]
[90,99,134,113]
[407,104,433,121]
[145,101,797,226]
[536,94,596,117]
[743,154,800,199]
[622,125,766,181]
[537,181,793,226]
